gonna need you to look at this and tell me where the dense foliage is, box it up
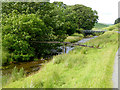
[2,2,98,64]
[2,13,58,62]
[114,17,120,24]
[70,4,98,30]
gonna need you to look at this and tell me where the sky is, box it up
[50,0,120,24]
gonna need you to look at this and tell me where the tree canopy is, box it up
[2,2,98,63]
[114,17,120,24]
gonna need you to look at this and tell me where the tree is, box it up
[2,13,57,62]
[114,17,120,24]
[2,2,99,63]
[70,4,98,30]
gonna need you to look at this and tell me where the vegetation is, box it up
[92,23,110,30]
[1,1,118,89]
[114,17,120,24]
[3,31,118,88]
[67,4,98,30]
[2,2,98,64]
[64,33,84,43]
[103,23,120,31]
[2,67,26,86]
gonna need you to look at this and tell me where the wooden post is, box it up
[62,44,65,53]
[65,44,67,53]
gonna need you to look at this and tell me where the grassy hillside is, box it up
[92,23,111,30]
[3,31,118,88]
[102,23,120,31]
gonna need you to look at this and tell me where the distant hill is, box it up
[92,23,111,30]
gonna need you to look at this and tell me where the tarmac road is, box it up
[112,48,119,89]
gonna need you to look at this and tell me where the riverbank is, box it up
[64,33,84,43]
[2,33,97,76]
[3,31,118,88]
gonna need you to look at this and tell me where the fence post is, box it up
[65,44,67,53]
[62,44,65,53]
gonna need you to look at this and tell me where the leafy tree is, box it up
[114,17,120,24]
[2,13,57,62]
[70,4,98,30]
[2,2,99,63]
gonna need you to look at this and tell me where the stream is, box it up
[2,36,98,76]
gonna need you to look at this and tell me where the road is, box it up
[112,48,119,89]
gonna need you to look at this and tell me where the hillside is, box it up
[102,23,120,31]
[92,23,111,30]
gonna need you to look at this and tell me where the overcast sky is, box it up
[50,0,120,24]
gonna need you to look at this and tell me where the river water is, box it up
[2,36,98,76]
[64,36,98,53]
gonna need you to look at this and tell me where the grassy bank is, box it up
[3,31,118,88]
[64,33,84,43]
[92,23,111,30]
[102,23,120,31]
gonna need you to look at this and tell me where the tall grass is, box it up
[64,33,84,43]
[3,31,118,88]
[2,67,26,86]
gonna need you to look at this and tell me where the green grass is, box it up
[64,33,84,43]
[92,23,111,30]
[102,23,120,31]
[3,31,118,88]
